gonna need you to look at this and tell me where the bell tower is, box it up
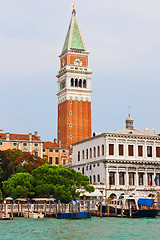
[57,6,92,147]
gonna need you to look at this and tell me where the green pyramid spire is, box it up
[62,10,86,54]
[71,19,85,50]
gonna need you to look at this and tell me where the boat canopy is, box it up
[138,198,152,207]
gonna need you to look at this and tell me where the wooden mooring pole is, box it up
[100,202,102,218]
[11,203,13,220]
[21,204,23,217]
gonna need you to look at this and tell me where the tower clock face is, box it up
[74,57,82,66]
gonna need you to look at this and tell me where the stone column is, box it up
[144,169,148,188]
[126,167,129,188]
[135,168,139,187]
[116,167,119,187]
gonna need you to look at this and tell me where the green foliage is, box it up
[33,164,94,202]
[0,189,2,200]
[3,173,35,199]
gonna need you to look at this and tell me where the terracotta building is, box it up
[0,130,43,158]
[57,6,92,147]
[43,140,71,166]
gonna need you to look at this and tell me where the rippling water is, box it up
[0,217,160,240]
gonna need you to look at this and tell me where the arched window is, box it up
[90,176,92,184]
[98,146,100,157]
[71,78,74,87]
[79,79,82,87]
[83,79,86,88]
[102,145,104,156]
[93,175,96,183]
[97,174,100,182]
[94,147,96,158]
[90,148,92,158]
[75,79,78,87]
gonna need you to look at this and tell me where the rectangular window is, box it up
[49,149,53,152]
[128,145,134,156]
[55,157,59,165]
[63,159,66,165]
[86,166,88,171]
[97,146,100,157]
[147,173,153,186]
[156,147,160,158]
[82,150,84,159]
[138,173,144,185]
[147,146,152,157]
[55,149,59,153]
[90,148,92,158]
[109,172,115,185]
[102,145,104,156]
[94,147,96,158]
[119,172,125,185]
[23,143,27,147]
[13,143,17,147]
[0,142,3,146]
[119,145,124,156]
[49,157,53,164]
[129,173,135,185]
[109,144,114,155]
[78,151,80,161]
[86,149,88,159]
[138,146,143,157]
[34,143,38,147]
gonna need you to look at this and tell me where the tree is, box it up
[13,152,46,174]
[0,149,23,182]
[33,164,94,202]
[0,149,46,183]
[3,173,36,199]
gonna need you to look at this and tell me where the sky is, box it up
[0,0,160,141]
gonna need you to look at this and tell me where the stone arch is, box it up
[109,193,117,199]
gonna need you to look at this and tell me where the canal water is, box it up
[0,217,160,240]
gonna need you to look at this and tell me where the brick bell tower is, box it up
[57,6,92,147]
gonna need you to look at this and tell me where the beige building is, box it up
[0,130,43,158]
[43,140,71,166]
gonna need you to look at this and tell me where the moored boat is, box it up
[101,195,158,218]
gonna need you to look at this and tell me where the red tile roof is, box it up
[43,141,68,148]
[0,133,41,141]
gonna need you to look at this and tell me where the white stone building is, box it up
[72,115,160,199]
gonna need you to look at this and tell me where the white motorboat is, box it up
[23,211,44,219]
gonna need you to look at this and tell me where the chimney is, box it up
[6,133,10,141]
[59,140,61,148]
[54,138,57,144]
[0,130,3,134]
[29,133,32,141]
[35,131,38,137]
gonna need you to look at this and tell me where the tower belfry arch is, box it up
[56,6,92,147]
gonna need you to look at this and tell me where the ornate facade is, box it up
[72,116,160,198]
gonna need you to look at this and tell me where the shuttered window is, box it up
[102,145,104,155]
[128,145,134,156]
[138,146,143,157]
[109,144,114,155]
[147,146,152,157]
[156,147,160,158]
[119,145,123,156]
